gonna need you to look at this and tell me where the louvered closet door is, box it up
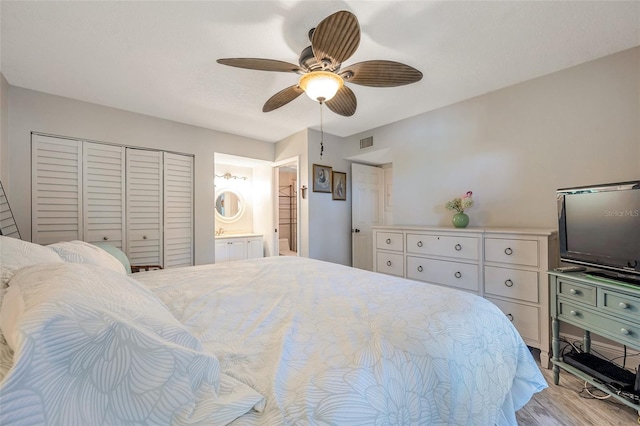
[163,153,193,267]
[126,148,163,267]
[32,135,83,244]
[83,142,126,250]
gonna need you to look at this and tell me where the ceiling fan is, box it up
[217,10,423,117]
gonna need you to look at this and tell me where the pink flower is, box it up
[462,191,473,199]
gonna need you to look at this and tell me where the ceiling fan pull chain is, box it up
[320,101,324,159]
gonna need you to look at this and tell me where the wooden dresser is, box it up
[373,226,558,367]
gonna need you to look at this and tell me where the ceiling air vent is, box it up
[360,136,373,149]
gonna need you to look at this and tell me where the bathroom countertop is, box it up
[215,233,262,239]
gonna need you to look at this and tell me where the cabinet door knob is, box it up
[386,238,391,244]
[619,302,629,309]
[103,236,108,241]
[454,244,462,251]
[620,328,630,335]
[386,260,392,266]
[506,313,514,321]
[417,241,423,247]
[504,247,513,255]
[417,265,423,272]
[504,279,514,287]
[569,288,577,295]
[570,310,578,316]
[454,271,462,279]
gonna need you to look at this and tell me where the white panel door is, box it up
[32,135,83,245]
[163,153,194,268]
[351,163,384,271]
[83,142,126,250]
[126,148,163,266]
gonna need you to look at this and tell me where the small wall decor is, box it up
[312,164,332,193]
[332,171,347,201]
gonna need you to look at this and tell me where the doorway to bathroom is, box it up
[275,158,299,256]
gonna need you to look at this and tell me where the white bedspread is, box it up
[136,256,546,425]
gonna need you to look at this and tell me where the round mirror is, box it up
[215,189,245,223]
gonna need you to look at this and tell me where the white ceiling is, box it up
[1,1,639,143]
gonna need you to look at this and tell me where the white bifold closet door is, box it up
[126,148,163,267]
[83,142,126,250]
[163,153,194,268]
[32,134,193,268]
[32,135,83,245]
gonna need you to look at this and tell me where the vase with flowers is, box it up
[445,191,474,228]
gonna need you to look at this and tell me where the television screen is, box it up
[558,181,640,279]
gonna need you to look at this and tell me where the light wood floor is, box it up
[516,362,639,425]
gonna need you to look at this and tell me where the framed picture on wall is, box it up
[332,171,347,201]
[312,164,332,193]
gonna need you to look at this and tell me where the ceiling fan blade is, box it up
[311,11,360,69]
[263,85,305,112]
[325,85,356,117]
[340,60,423,87]
[217,58,303,73]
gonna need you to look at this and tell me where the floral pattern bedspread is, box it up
[136,256,546,425]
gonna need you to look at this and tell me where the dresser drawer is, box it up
[559,301,640,349]
[557,279,597,306]
[407,256,479,292]
[406,233,479,261]
[376,232,404,252]
[486,297,540,343]
[376,252,404,276]
[484,266,539,303]
[485,238,539,267]
[601,288,640,323]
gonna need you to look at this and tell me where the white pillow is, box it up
[48,240,126,275]
[0,263,262,425]
[0,236,63,289]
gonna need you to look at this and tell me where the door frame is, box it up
[273,156,301,257]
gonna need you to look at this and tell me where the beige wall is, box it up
[0,74,8,185]
[7,87,274,264]
[343,47,640,229]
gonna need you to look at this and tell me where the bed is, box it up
[0,236,546,425]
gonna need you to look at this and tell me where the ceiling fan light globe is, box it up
[299,71,344,103]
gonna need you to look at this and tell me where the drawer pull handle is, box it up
[619,302,629,309]
[387,260,392,266]
[417,265,423,272]
[569,288,577,295]
[620,328,630,335]
[504,247,513,255]
[454,271,462,279]
[505,279,514,287]
[143,235,147,240]
[417,241,423,247]
[386,238,391,244]
[570,310,578,317]
[506,313,514,321]
[454,244,462,251]
[103,236,108,241]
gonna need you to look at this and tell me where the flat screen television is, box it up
[557,180,640,285]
